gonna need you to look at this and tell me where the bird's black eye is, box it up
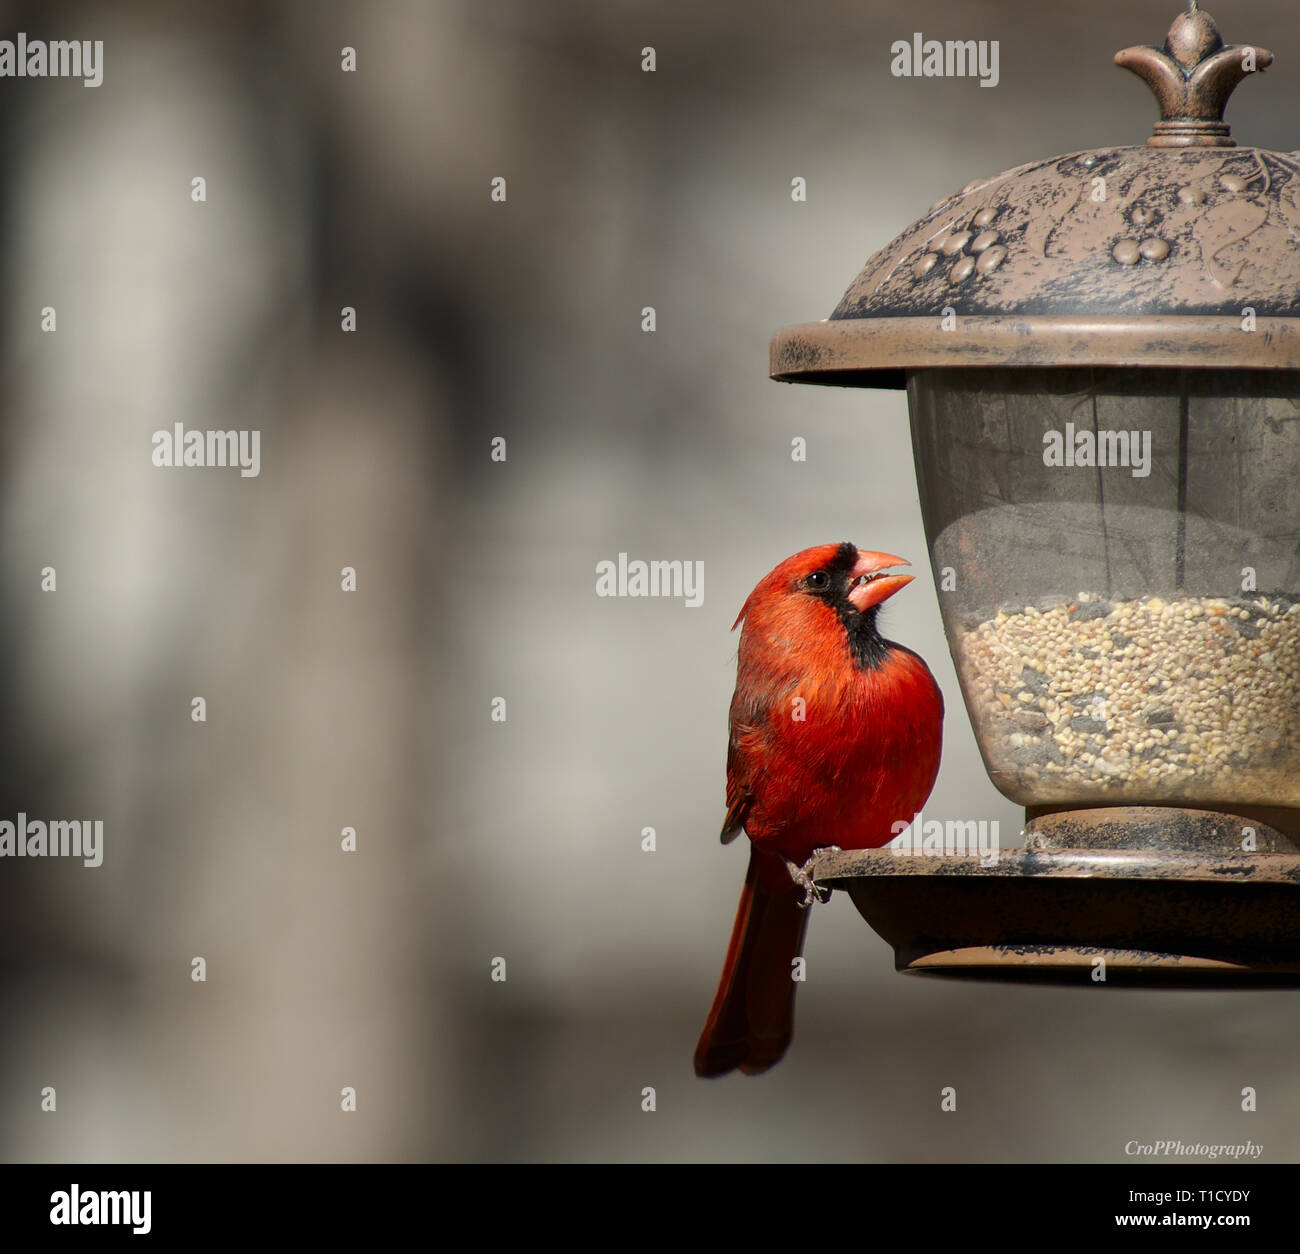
[805,570,830,591]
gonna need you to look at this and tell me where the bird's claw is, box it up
[785,847,840,908]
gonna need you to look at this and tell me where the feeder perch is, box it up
[772,5,1300,982]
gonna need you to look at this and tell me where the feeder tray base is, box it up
[813,806,1300,986]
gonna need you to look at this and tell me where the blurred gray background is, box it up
[0,0,1297,1161]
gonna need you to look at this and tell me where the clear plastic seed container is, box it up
[908,367,1300,807]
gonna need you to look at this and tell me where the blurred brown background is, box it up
[0,0,1296,1162]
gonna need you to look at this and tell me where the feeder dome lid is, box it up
[771,6,1300,389]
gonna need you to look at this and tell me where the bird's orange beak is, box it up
[847,550,913,612]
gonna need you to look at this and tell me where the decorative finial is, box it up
[1115,7,1272,148]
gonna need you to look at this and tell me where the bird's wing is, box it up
[721,733,753,843]
[721,682,770,843]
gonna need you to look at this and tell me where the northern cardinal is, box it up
[694,543,944,1077]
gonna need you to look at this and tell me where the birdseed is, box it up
[955,594,1300,805]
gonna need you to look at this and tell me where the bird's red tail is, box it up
[694,848,810,1078]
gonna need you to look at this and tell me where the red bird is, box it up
[695,543,944,1077]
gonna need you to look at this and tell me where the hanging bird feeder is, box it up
[772,5,1300,982]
